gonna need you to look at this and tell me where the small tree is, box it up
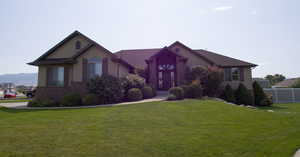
[222,84,236,103]
[253,81,267,105]
[204,66,224,97]
[87,75,124,104]
[235,83,253,105]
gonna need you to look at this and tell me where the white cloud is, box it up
[213,6,233,11]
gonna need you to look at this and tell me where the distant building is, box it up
[253,78,271,88]
[0,83,15,89]
[273,78,300,88]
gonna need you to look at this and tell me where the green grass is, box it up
[0,99,30,103]
[0,100,299,157]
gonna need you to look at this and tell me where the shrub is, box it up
[185,66,223,97]
[188,83,203,99]
[141,86,154,99]
[222,84,236,103]
[28,99,43,107]
[260,97,273,106]
[28,99,59,107]
[235,83,253,105]
[121,74,145,91]
[61,93,82,106]
[168,87,184,100]
[127,88,143,101]
[82,94,99,106]
[204,66,224,97]
[87,75,124,104]
[167,94,177,101]
[180,85,190,98]
[291,79,300,88]
[253,81,267,105]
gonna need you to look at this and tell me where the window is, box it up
[87,58,102,80]
[231,68,240,81]
[75,41,81,50]
[47,67,64,86]
[224,68,241,81]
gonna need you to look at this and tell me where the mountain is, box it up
[0,73,37,86]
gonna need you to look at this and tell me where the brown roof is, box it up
[115,48,161,69]
[28,31,134,70]
[275,78,300,87]
[115,45,257,69]
[194,49,257,67]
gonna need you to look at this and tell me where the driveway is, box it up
[0,102,28,109]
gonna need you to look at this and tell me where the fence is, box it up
[263,88,300,103]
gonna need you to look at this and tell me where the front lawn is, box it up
[0,100,299,157]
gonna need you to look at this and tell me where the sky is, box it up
[0,0,299,78]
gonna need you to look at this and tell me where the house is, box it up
[273,78,300,88]
[253,78,271,88]
[29,31,257,100]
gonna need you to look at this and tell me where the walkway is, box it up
[0,92,168,110]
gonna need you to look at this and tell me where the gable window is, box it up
[75,41,81,50]
[47,67,64,86]
[224,68,241,81]
[87,58,102,80]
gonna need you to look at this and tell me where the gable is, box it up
[47,35,90,59]
[169,42,212,67]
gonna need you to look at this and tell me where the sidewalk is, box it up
[0,94,167,110]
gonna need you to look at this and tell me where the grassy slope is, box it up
[0,100,299,157]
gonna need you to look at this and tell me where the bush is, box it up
[235,83,253,105]
[180,85,190,98]
[260,97,273,106]
[253,81,267,105]
[142,86,154,99]
[28,99,43,107]
[168,87,184,100]
[204,66,224,97]
[188,83,203,98]
[61,93,82,106]
[167,94,177,101]
[222,84,236,103]
[185,66,223,97]
[82,94,99,106]
[127,88,143,101]
[28,99,59,107]
[87,75,124,104]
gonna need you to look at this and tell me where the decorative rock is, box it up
[267,110,274,112]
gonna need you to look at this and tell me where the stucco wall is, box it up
[47,35,90,59]
[73,46,130,82]
[223,67,253,89]
[37,66,47,87]
[170,45,211,68]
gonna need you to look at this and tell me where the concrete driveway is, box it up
[0,102,28,109]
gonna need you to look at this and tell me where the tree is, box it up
[291,79,300,88]
[253,81,267,105]
[222,84,236,103]
[235,83,253,105]
[265,74,286,85]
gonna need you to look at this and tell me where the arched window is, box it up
[75,41,81,50]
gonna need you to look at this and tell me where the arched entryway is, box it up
[156,51,177,90]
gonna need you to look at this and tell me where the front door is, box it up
[162,71,172,90]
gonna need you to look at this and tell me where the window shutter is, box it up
[82,58,88,82]
[224,68,232,81]
[102,58,108,75]
[64,66,69,87]
[240,68,244,81]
